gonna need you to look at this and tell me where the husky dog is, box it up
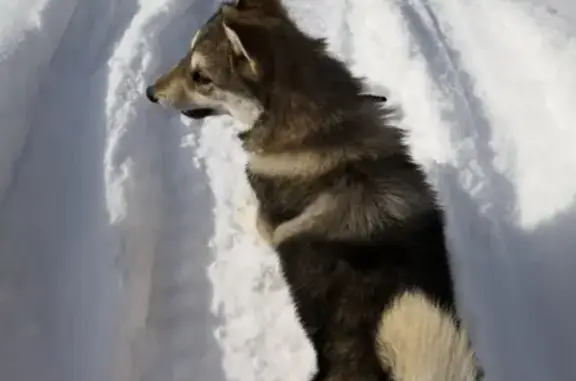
[146,1,479,380]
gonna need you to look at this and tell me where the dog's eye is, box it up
[191,70,212,85]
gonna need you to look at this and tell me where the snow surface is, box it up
[0,0,575,381]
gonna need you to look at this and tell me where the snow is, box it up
[0,0,575,381]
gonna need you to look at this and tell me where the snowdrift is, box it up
[0,1,575,381]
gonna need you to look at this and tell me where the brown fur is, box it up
[146,1,479,381]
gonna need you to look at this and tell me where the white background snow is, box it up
[0,0,575,380]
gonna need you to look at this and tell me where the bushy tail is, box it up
[376,291,479,381]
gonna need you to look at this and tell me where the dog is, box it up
[146,1,479,380]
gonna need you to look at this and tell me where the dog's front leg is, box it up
[271,194,334,247]
[271,190,386,247]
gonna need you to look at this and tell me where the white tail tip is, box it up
[376,291,478,381]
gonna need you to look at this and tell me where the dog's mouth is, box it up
[364,94,387,103]
[180,108,220,119]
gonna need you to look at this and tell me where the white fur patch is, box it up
[222,92,262,130]
[248,151,339,178]
[190,51,206,71]
[190,29,201,49]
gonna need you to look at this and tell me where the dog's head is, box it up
[146,0,388,151]
[145,0,293,127]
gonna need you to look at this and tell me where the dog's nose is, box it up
[146,86,158,103]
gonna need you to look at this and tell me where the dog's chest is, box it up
[245,169,321,223]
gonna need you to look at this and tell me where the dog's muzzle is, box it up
[145,86,218,119]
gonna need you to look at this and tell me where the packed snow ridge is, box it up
[0,1,575,381]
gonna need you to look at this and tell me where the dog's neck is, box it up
[238,92,407,179]
[238,93,401,155]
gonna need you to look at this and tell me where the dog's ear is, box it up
[222,21,264,78]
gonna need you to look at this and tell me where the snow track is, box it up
[0,0,77,203]
[0,1,575,381]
